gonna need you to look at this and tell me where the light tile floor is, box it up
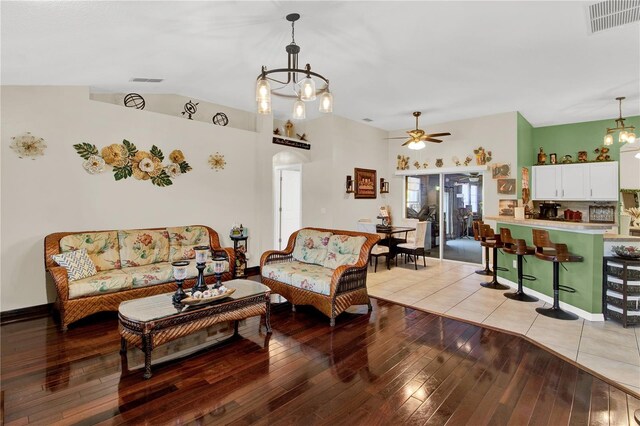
[366,259,640,396]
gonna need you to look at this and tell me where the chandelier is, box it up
[255,13,333,119]
[604,97,636,145]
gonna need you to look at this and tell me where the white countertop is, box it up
[487,216,615,234]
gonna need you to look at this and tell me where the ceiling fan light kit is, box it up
[603,97,636,145]
[256,13,332,119]
[388,111,451,150]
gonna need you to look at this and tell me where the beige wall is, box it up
[386,111,519,223]
[0,86,390,311]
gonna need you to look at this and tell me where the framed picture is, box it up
[499,199,518,216]
[354,168,377,199]
[497,178,516,195]
[491,163,511,179]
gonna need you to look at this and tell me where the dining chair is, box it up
[356,222,390,272]
[396,221,429,270]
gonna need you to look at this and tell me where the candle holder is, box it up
[192,245,210,294]
[171,260,190,307]
[211,251,228,289]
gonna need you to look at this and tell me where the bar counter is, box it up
[484,216,611,320]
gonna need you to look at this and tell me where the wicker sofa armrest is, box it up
[260,250,294,267]
[330,264,369,296]
[49,266,70,302]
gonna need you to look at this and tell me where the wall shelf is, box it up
[394,165,490,176]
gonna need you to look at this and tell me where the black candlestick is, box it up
[193,262,207,293]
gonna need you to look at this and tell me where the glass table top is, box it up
[118,279,269,323]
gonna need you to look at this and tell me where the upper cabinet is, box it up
[532,162,618,201]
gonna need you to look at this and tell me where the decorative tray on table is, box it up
[181,288,236,306]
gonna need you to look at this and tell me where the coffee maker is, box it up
[539,202,561,220]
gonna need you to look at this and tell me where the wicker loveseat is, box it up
[260,227,380,326]
[44,225,235,330]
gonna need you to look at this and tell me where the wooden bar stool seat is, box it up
[500,228,538,303]
[532,229,583,320]
[473,220,493,276]
[478,224,509,290]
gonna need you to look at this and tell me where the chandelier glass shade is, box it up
[256,13,332,118]
[604,97,636,145]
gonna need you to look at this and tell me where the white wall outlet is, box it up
[512,259,517,268]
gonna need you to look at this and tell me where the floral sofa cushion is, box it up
[292,230,332,266]
[126,263,174,288]
[167,226,210,262]
[118,229,170,268]
[323,235,367,269]
[68,270,133,299]
[262,261,333,296]
[59,231,121,272]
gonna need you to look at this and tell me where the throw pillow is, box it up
[52,248,98,281]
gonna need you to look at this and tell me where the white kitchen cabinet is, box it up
[532,166,559,199]
[589,162,619,200]
[532,162,618,201]
[559,164,589,200]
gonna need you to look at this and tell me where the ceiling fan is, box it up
[454,173,482,185]
[388,111,451,150]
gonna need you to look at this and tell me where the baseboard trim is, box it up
[499,278,604,322]
[1,303,53,325]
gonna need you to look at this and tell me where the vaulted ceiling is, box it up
[2,1,639,130]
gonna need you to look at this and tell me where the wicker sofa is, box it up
[260,227,380,326]
[44,225,235,330]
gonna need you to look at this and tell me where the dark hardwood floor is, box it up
[1,299,639,425]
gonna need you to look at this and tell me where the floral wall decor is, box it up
[209,152,226,171]
[73,140,192,187]
[10,132,47,159]
[473,146,492,165]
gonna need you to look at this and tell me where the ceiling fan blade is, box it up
[424,138,443,143]
[401,138,415,146]
[386,137,411,140]
[425,132,451,137]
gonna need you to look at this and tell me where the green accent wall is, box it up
[516,113,534,197]
[496,223,604,314]
[531,115,640,164]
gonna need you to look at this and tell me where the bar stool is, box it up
[479,224,509,290]
[499,228,538,302]
[473,220,493,276]
[532,229,583,320]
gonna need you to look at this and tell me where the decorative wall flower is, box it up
[73,139,192,187]
[101,144,129,167]
[166,163,181,178]
[209,152,226,171]
[83,155,106,174]
[169,150,185,164]
[10,132,47,159]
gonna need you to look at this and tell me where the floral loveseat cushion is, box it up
[292,230,332,266]
[59,231,121,272]
[262,261,333,295]
[323,235,367,269]
[118,229,170,268]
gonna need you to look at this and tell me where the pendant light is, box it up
[319,89,333,113]
[292,99,306,120]
[604,97,636,145]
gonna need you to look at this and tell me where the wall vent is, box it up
[362,118,373,122]
[129,78,164,83]
[588,0,640,34]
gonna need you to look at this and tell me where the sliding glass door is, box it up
[405,172,483,264]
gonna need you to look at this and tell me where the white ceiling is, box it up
[1,1,639,131]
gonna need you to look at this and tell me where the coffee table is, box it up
[118,279,271,379]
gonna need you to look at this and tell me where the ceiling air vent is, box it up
[587,0,640,34]
[129,78,164,83]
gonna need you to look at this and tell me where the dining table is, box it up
[375,225,416,268]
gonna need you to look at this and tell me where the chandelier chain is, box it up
[291,20,296,45]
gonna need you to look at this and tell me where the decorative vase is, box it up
[537,147,547,165]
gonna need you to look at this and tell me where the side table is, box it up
[230,235,248,278]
